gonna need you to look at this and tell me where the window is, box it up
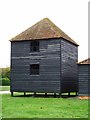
[30,64,39,75]
[30,41,39,52]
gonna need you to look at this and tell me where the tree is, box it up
[0,67,10,80]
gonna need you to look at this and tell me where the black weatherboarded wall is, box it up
[11,39,61,93]
[78,58,90,96]
[10,18,78,95]
[61,39,78,93]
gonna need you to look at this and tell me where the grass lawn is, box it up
[0,86,10,91]
[2,94,89,118]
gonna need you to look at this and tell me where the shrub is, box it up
[1,67,10,79]
[0,67,10,86]
[1,78,10,86]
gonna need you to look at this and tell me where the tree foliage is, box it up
[0,67,10,80]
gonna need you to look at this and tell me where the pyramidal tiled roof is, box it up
[10,18,78,45]
[79,58,90,64]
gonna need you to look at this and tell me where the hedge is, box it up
[0,78,10,86]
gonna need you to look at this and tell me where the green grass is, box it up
[0,86,10,91]
[2,94,88,118]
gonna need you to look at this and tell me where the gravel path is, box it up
[0,91,10,94]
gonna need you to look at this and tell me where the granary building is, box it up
[10,18,79,96]
[78,58,90,96]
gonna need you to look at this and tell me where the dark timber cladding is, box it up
[78,58,90,96]
[10,18,78,96]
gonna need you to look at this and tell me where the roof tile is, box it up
[10,18,78,45]
[79,58,90,64]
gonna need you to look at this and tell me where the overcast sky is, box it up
[0,0,88,67]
